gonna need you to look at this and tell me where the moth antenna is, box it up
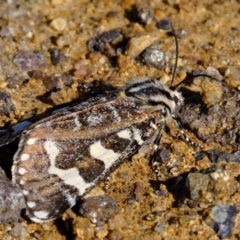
[173,73,220,89]
[163,14,179,87]
[161,15,220,90]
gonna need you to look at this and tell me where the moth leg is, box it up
[171,114,202,148]
[104,176,110,191]
[150,127,165,181]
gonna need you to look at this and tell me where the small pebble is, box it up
[0,91,15,115]
[157,19,171,30]
[126,34,159,58]
[223,66,240,89]
[194,152,206,161]
[88,29,124,57]
[174,28,189,38]
[80,195,118,226]
[0,167,25,223]
[135,6,154,25]
[48,48,64,65]
[154,221,166,233]
[108,229,123,240]
[5,223,28,239]
[204,66,223,80]
[13,51,46,70]
[141,46,167,69]
[202,79,223,106]
[187,164,236,202]
[202,204,237,239]
[203,149,240,163]
[50,17,67,31]
[157,148,171,162]
[127,4,155,25]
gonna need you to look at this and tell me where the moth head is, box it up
[120,78,183,118]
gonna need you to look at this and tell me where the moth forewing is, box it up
[12,90,166,222]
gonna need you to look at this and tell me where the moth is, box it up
[1,17,212,223]
[11,77,184,222]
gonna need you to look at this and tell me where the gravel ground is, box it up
[0,0,239,239]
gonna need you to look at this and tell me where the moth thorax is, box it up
[121,78,182,114]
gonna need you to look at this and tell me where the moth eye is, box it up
[160,107,168,117]
[173,95,179,104]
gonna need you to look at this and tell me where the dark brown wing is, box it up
[12,96,159,222]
